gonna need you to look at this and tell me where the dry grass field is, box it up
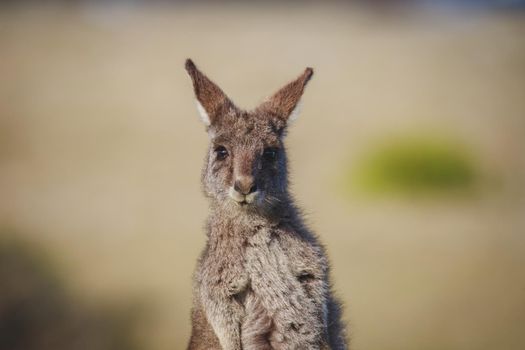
[1,2,525,350]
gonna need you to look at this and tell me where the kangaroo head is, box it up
[185,59,313,214]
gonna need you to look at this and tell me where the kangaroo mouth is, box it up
[229,187,260,206]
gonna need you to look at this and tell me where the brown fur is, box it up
[185,59,347,350]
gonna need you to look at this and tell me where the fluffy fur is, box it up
[185,59,347,350]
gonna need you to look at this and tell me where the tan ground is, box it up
[1,3,525,350]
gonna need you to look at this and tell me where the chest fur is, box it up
[199,223,329,348]
[204,225,323,308]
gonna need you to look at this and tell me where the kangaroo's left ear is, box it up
[256,67,313,123]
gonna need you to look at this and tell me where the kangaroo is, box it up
[185,59,347,350]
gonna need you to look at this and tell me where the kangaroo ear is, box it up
[257,67,313,123]
[185,59,234,126]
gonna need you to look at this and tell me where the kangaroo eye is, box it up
[214,146,229,160]
[263,148,278,161]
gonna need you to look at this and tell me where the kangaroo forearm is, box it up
[199,287,242,350]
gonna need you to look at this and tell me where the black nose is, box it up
[234,178,257,195]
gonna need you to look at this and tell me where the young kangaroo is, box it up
[185,59,347,350]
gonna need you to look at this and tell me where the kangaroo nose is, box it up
[234,177,257,195]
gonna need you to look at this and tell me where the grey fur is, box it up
[185,59,347,350]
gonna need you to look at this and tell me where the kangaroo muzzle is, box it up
[230,176,259,204]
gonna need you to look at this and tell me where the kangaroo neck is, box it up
[207,199,296,237]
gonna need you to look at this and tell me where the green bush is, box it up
[352,135,478,196]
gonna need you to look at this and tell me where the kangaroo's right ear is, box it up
[255,67,313,127]
[185,59,234,126]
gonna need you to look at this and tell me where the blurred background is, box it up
[1,1,524,349]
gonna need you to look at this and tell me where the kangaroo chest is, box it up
[204,223,327,348]
[208,224,307,296]
[216,226,315,314]
[243,231,297,295]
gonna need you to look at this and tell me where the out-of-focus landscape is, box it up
[1,1,524,349]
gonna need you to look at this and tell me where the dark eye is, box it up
[215,146,229,160]
[263,148,278,161]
